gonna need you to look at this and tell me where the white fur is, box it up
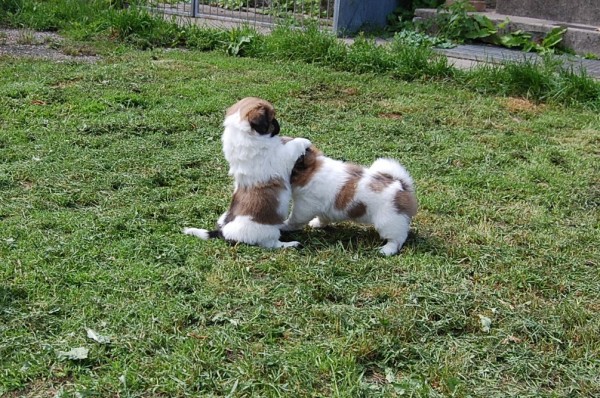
[284,156,416,256]
[184,106,310,249]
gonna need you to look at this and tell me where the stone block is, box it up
[446,0,487,12]
[414,8,600,56]
[496,0,600,27]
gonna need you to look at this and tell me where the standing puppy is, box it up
[283,145,417,255]
[184,97,311,249]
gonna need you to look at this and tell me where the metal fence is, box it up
[148,0,334,29]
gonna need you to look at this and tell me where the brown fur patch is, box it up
[369,172,395,192]
[291,145,323,187]
[224,178,286,225]
[226,97,273,118]
[347,201,367,219]
[394,190,418,217]
[334,164,364,210]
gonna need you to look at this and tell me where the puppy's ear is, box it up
[248,106,271,135]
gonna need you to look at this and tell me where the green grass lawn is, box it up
[1,48,599,397]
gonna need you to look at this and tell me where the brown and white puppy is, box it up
[184,97,311,248]
[282,144,417,255]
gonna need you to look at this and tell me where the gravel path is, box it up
[0,28,99,62]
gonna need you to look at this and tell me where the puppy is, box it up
[282,145,417,255]
[184,97,311,249]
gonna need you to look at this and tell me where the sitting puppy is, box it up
[282,145,417,255]
[184,97,311,249]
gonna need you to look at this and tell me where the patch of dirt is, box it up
[2,378,68,398]
[501,97,543,113]
[0,28,99,62]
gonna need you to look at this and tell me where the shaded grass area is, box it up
[1,48,600,396]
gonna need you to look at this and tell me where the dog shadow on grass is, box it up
[0,285,29,320]
[280,223,445,256]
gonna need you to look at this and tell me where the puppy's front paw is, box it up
[379,242,399,256]
[308,217,327,229]
[281,240,301,248]
[294,137,312,150]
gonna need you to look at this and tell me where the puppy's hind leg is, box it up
[375,214,410,256]
[379,240,401,256]
[224,220,301,249]
[261,239,301,249]
[258,228,300,248]
[282,206,316,231]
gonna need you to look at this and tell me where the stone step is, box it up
[435,44,600,79]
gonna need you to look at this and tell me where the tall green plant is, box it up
[0,0,23,16]
[436,0,496,42]
[258,24,343,63]
[224,26,259,56]
[107,6,186,48]
[0,0,117,30]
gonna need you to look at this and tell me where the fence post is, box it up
[333,0,398,35]
[191,0,199,17]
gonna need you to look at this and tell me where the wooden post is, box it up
[333,0,398,35]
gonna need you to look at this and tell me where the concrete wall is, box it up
[496,0,600,26]
[334,0,398,34]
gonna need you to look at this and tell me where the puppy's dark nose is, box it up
[270,118,280,137]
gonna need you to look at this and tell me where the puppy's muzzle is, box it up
[269,118,280,137]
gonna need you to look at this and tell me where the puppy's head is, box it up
[226,97,280,137]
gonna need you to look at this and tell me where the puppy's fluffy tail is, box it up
[369,158,415,191]
[183,227,222,240]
